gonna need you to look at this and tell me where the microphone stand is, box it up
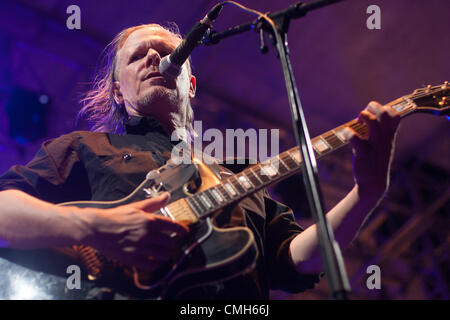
[203,0,351,300]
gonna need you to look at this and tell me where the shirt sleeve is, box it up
[264,190,323,292]
[0,133,91,204]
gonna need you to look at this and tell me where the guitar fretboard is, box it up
[184,96,418,220]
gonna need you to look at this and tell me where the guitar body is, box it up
[0,158,258,299]
[157,222,257,299]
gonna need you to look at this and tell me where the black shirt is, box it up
[0,116,321,299]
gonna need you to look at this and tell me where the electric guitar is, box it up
[0,82,448,299]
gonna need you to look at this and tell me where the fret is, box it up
[166,200,199,223]
[283,152,299,170]
[288,149,301,165]
[276,154,291,172]
[349,122,367,138]
[264,157,285,176]
[199,193,213,209]
[313,148,321,158]
[237,174,253,190]
[203,189,219,207]
[322,133,343,149]
[192,194,208,213]
[277,156,290,172]
[272,156,289,175]
[259,162,279,178]
[244,170,261,187]
[349,120,365,131]
[217,184,233,201]
[312,137,331,154]
[248,166,264,184]
[333,127,350,143]
[187,196,204,215]
[392,101,410,113]
[210,188,225,203]
[230,176,246,194]
[224,181,238,197]
[252,165,270,183]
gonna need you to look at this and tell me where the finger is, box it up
[131,192,170,212]
[378,107,401,136]
[342,127,371,157]
[359,109,382,143]
[366,101,384,117]
[367,102,400,139]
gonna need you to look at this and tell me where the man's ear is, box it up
[189,75,196,98]
[112,81,124,105]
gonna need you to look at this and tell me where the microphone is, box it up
[159,3,223,79]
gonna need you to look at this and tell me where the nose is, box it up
[145,49,161,68]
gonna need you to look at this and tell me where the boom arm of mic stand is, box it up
[202,0,344,45]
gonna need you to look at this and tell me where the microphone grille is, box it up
[159,56,182,79]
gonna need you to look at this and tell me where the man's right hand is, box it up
[84,192,189,273]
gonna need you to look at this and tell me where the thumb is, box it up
[131,192,171,213]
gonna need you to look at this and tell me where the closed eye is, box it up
[129,53,145,64]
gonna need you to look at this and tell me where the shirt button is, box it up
[123,153,132,162]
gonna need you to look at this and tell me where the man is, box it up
[0,23,399,299]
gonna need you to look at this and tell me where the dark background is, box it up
[0,0,448,299]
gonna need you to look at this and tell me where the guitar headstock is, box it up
[407,81,450,117]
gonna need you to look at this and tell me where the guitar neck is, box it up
[180,96,417,220]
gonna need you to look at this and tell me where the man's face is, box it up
[114,26,196,132]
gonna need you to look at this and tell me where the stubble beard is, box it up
[138,86,178,110]
[136,86,186,131]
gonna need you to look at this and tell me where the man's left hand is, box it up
[344,101,400,202]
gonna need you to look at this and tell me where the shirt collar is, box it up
[124,116,185,146]
[125,116,169,136]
